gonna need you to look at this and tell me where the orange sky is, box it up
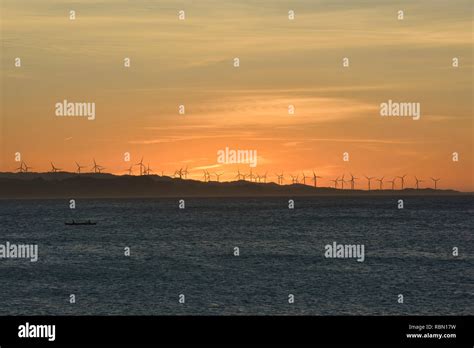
[1,0,473,191]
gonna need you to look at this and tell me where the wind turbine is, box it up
[235,169,244,181]
[330,177,339,189]
[15,162,24,173]
[414,176,424,189]
[174,168,183,179]
[365,176,375,191]
[289,174,298,184]
[203,170,209,182]
[75,161,86,174]
[301,172,309,185]
[276,173,284,185]
[146,164,153,175]
[262,172,268,183]
[254,173,261,182]
[349,173,358,190]
[183,166,189,179]
[312,171,322,188]
[338,174,346,189]
[387,178,396,190]
[214,172,223,182]
[22,161,32,173]
[126,165,133,175]
[431,177,440,190]
[248,168,255,182]
[397,174,407,190]
[50,162,61,173]
[91,159,103,173]
[135,157,145,176]
[376,176,384,190]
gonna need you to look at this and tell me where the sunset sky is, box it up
[1,0,472,191]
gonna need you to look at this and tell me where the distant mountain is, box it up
[0,172,467,199]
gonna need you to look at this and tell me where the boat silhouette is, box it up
[65,220,96,226]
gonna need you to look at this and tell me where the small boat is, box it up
[65,220,97,226]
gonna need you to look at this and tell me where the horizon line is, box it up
[1,171,471,193]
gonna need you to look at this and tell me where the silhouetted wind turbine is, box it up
[95,160,106,173]
[376,176,384,190]
[183,166,189,179]
[50,162,61,173]
[75,162,86,174]
[255,173,261,183]
[365,176,375,191]
[205,170,211,181]
[91,159,102,173]
[397,174,407,190]
[312,171,322,188]
[22,161,32,173]
[146,164,153,175]
[174,168,183,179]
[290,174,299,184]
[387,178,396,190]
[276,173,284,185]
[301,172,309,185]
[415,176,424,189]
[248,168,255,182]
[349,173,358,190]
[339,174,346,189]
[214,172,223,182]
[126,165,133,175]
[15,162,24,173]
[135,157,145,176]
[330,177,339,189]
[431,177,440,190]
[235,169,244,181]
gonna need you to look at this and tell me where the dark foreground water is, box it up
[0,196,472,315]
